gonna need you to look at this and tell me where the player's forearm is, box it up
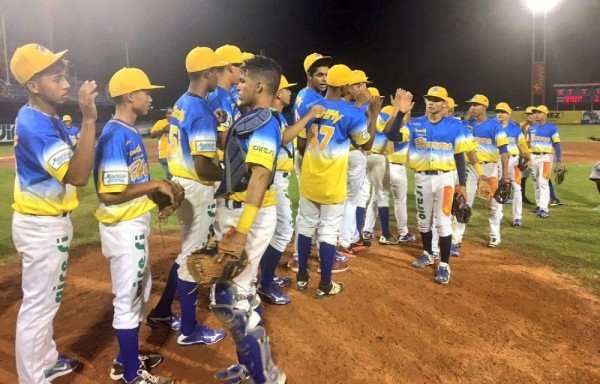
[217,130,228,150]
[99,180,161,206]
[243,165,271,208]
[282,114,312,145]
[500,152,509,179]
[193,155,222,181]
[150,130,162,138]
[553,142,562,163]
[63,117,96,186]
[297,137,307,156]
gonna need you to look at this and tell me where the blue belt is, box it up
[416,170,450,175]
[224,199,243,209]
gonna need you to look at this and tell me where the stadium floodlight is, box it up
[525,0,560,13]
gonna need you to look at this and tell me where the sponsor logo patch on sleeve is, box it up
[103,171,129,186]
[47,148,73,170]
[195,140,217,153]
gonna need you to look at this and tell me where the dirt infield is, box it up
[0,235,599,383]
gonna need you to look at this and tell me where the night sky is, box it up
[3,0,599,111]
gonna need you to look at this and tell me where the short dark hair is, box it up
[307,59,330,76]
[241,56,282,96]
[33,59,69,80]
[188,69,207,81]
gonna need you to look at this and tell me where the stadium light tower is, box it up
[527,0,560,105]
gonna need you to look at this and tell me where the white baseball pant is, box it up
[532,153,553,211]
[100,212,152,329]
[507,155,523,220]
[363,153,390,233]
[414,172,455,237]
[339,150,367,247]
[13,212,73,384]
[389,163,410,236]
[296,196,345,247]
[172,177,216,282]
[270,171,294,252]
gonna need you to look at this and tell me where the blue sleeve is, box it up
[385,112,406,142]
[554,142,562,162]
[454,153,467,186]
[498,144,508,154]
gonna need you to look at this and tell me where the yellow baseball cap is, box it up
[465,94,489,107]
[381,105,394,115]
[241,52,255,61]
[278,75,297,90]
[10,44,68,85]
[326,64,352,87]
[303,53,332,72]
[532,105,549,115]
[62,115,72,122]
[109,67,164,97]
[352,70,371,85]
[186,47,226,73]
[424,86,449,102]
[495,102,512,114]
[524,106,536,114]
[215,44,243,65]
[368,87,380,97]
[446,97,458,109]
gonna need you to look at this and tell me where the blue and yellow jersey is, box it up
[293,87,323,122]
[65,126,80,147]
[300,99,369,204]
[400,116,477,172]
[370,109,390,155]
[167,92,218,184]
[228,111,281,207]
[503,120,529,156]
[462,118,509,163]
[12,105,79,215]
[150,118,169,159]
[93,119,156,224]
[230,84,240,107]
[380,109,409,164]
[275,112,294,172]
[207,86,241,161]
[519,120,531,136]
[528,122,560,153]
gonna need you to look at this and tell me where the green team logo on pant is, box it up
[133,234,147,299]
[53,259,69,303]
[207,203,216,218]
[56,235,69,253]
[415,185,426,220]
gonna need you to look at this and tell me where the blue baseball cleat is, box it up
[362,231,374,240]
[537,210,549,218]
[257,284,291,305]
[214,364,250,384]
[512,218,522,227]
[398,233,417,243]
[177,324,226,346]
[412,252,434,268]
[272,276,291,287]
[44,355,80,381]
[434,264,451,284]
[450,243,460,257]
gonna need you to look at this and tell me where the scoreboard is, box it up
[555,85,600,105]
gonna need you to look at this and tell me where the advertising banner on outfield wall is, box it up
[582,111,600,124]
[510,111,585,124]
[0,124,15,143]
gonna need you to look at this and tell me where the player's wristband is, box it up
[236,203,259,235]
[473,162,483,177]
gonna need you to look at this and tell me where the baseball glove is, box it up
[148,179,185,221]
[475,176,493,200]
[493,178,513,204]
[452,195,472,224]
[554,165,567,185]
[517,156,530,172]
[187,238,249,285]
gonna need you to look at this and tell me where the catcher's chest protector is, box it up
[215,108,278,198]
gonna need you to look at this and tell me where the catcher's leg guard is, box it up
[212,283,285,384]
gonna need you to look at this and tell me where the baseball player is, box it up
[230,51,254,107]
[337,69,372,256]
[150,107,173,179]
[147,47,227,347]
[94,67,173,384]
[528,105,562,218]
[455,94,510,248]
[211,55,286,384]
[10,44,97,383]
[387,87,476,284]
[495,102,531,227]
[589,158,600,210]
[295,64,379,298]
[257,75,323,305]
[519,107,536,205]
[62,115,80,147]
[286,53,332,271]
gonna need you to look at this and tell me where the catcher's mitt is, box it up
[475,176,493,200]
[517,156,530,172]
[493,178,513,204]
[187,238,249,285]
[149,179,185,221]
[452,195,472,224]
[554,165,566,185]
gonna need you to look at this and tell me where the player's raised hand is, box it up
[213,109,228,124]
[368,95,383,117]
[391,88,414,114]
[78,80,98,121]
[308,104,325,118]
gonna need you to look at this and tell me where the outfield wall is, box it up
[510,110,599,124]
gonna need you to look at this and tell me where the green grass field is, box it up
[1,126,600,292]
